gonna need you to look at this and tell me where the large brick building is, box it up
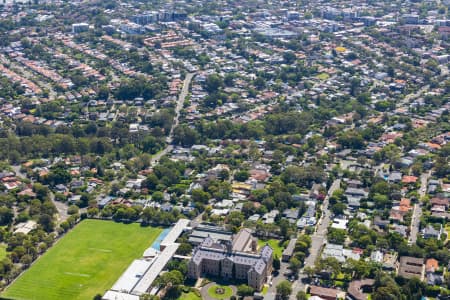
[187,228,273,291]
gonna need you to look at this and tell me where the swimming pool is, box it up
[150,227,171,250]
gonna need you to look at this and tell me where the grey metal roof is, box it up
[260,245,273,262]
[132,243,180,295]
[111,259,153,293]
[233,255,259,266]
[282,239,297,257]
[251,259,267,275]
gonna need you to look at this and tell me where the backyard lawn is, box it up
[2,219,162,300]
[317,73,330,80]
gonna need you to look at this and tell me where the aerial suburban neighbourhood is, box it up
[0,0,448,299]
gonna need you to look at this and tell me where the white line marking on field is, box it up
[64,272,91,277]
[88,248,112,252]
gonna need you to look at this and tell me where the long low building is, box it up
[103,291,139,300]
[104,244,180,299]
[188,224,233,245]
[132,243,180,295]
[282,238,296,262]
[111,259,154,293]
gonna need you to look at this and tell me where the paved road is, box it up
[290,179,341,299]
[11,165,27,180]
[169,73,194,140]
[150,73,194,166]
[267,261,290,295]
[49,191,69,223]
[409,172,430,245]
[193,212,204,224]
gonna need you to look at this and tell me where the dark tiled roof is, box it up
[348,279,375,300]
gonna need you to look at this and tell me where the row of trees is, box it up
[0,120,170,163]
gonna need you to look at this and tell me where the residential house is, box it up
[382,252,398,271]
[389,198,412,223]
[98,196,114,208]
[373,216,389,231]
[428,180,440,194]
[423,224,442,240]
[331,218,348,230]
[430,196,450,218]
[425,258,439,273]
[248,214,260,222]
[426,258,443,286]
[322,243,360,263]
[370,250,383,264]
[297,200,317,229]
[345,187,368,208]
[282,208,299,224]
[262,210,279,224]
[387,171,402,183]
[402,175,418,185]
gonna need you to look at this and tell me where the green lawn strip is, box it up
[445,225,450,241]
[178,291,201,300]
[3,219,162,300]
[207,284,233,299]
[0,244,8,260]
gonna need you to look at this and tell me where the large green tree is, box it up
[276,280,292,300]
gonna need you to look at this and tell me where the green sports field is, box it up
[2,219,162,300]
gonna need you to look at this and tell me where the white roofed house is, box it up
[370,250,384,263]
[322,243,360,263]
[331,218,348,230]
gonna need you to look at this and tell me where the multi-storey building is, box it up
[187,229,273,291]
